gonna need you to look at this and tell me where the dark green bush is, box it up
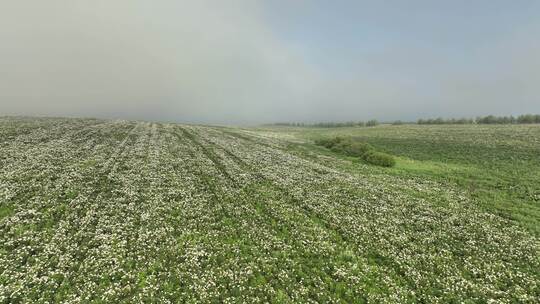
[316,137,364,154]
[340,141,374,157]
[362,151,396,167]
[314,138,329,147]
[330,139,352,153]
[315,137,344,149]
[315,136,395,167]
[366,120,379,127]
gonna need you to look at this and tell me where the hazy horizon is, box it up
[1,1,539,124]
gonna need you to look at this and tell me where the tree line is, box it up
[418,114,540,125]
[268,114,540,128]
[269,120,379,128]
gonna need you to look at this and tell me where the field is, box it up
[264,124,540,235]
[0,117,539,303]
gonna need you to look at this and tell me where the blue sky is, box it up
[1,1,539,123]
[259,1,540,120]
[304,2,534,79]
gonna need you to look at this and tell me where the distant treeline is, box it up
[418,114,540,125]
[269,114,540,128]
[269,120,379,128]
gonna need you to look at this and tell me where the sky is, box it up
[1,0,539,124]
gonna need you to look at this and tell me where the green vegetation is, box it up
[315,136,395,167]
[362,150,396,167]
[1,118,539,302]
[270,121,364,127]
[0,204,14,221]
[417,117,474,124]
[271,114,540,128]
[365,119,379,127]
[267,124,540,235]
[267,120,380,128]
[418,114,540,124]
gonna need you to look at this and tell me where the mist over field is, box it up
[1,0,540,124]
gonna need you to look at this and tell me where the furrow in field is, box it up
[0,120,135,210]
[182,126,411,301]
[146,126,293,302]
[169,127,336,300]
[0,121,144,302]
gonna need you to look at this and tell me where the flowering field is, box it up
[1,118,539,303]
[269,124,540,236]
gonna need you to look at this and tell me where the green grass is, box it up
[0,204,15,221]
[261,124,540,235]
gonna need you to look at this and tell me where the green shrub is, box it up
[316,137,374,157]
[315,137,344,149]
[366,120,379,127]
[362,151,396,167]
[340,141,374,157]
[315,136,395,167]
[314,138,329,147]
[329,139,352,153]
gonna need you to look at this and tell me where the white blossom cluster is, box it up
[0,118,538,303]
